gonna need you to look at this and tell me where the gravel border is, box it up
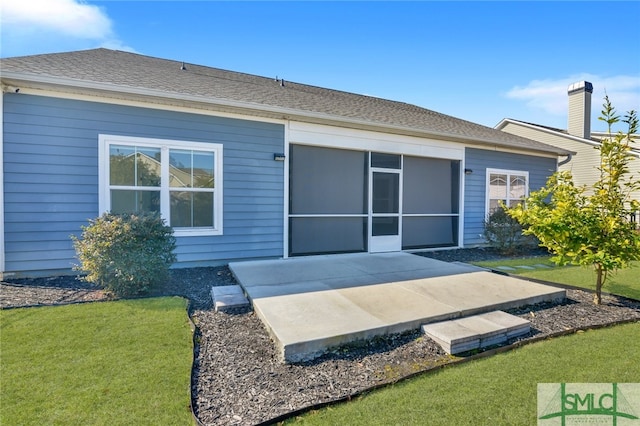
[2,250,639,425]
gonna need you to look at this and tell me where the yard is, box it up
[1,256,638,425]
[0,297,195,426]
[471,257,640,300]
[289,322,640,425]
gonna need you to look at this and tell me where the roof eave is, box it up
[2,71,571,157]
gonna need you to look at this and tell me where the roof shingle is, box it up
[1,48,571,155]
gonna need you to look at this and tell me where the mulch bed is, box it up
[2,249,639,426]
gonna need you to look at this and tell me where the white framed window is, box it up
[99,135,223,236]
[486,168,528,216]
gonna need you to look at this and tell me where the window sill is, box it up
[174,228,223,237]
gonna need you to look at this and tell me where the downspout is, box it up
[558,154,573,167]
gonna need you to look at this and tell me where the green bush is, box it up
[72,213,177,297]
[483,208,534,255]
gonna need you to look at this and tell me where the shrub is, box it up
[483,208,534,255]
[72,212,177,297]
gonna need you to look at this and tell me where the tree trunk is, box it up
[594,265,603,305]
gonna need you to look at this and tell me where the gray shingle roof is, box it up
[1,48,571,155]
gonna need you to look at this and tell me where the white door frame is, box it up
[369,167,402,253]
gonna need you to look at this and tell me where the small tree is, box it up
[72,212,177,297]
[507,97,640,304]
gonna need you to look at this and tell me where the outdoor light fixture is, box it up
[274,153,286,161]
[464,168,473,175]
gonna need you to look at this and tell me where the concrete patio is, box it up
[229,252,566,362]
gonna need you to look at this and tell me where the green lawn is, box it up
[290,322,640,425]
[472,257,640,300]
[0,297,194,426]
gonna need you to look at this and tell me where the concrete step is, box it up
[211,285,250,312]
[421,310,530,354]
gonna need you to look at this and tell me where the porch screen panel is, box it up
[403,157,459,214]
[289,217,367,255]
[289,145,367,255]
[290,145,367,215]
[402,217,458,248]
[402,156,460,249]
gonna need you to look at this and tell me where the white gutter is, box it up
[1,71,572,157]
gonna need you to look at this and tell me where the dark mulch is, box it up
[2,250,639,426]
[416,246,551,263]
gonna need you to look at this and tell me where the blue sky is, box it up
[2,1,639,131]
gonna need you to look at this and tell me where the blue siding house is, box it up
[0,49,572,277]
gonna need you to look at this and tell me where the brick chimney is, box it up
[567,81,593,139]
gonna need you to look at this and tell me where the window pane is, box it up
[110,145,161,187]
[110,145,135,185]
[170,150,215,189]
[135,147,161,187]
[371,152,401,169]
[170,191,214,227]
[509,175,526,200]
[489,174,507,199]
[194,192,214,226]
[169,149,192,188]
[111,190,160,214]
[489,199,505,213]
[372,217,398,236]
[193,152,215,189]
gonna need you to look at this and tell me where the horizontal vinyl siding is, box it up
[3,93,284,275]
[463,148,557,246]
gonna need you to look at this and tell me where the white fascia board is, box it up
[2,71,568,156]
[289,121,464,160]
[494,118,511,129]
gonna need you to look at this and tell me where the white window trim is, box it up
[485,168,529,218]
[98,134,223,237]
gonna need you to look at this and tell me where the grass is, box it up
[472,257,640,300]
[0,297,194,426]
[289,322,640,425]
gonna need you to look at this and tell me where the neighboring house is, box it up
[0,48,571,277]
[496,81,640,203]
